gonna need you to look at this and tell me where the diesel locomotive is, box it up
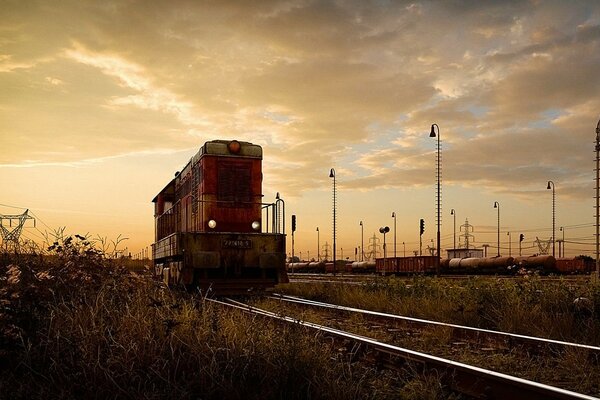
[152,140,288,294]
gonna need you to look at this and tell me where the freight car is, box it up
[152,140,288,294]
[375,254,592,275]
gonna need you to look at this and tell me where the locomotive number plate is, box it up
[222,239,252,249]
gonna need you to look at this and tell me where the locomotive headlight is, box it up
[208,219,217,229]
[251,221,260,231]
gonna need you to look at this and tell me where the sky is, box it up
[2,0,600,260]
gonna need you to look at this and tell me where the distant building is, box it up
[446,248,484,259]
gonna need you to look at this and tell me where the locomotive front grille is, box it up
[218,163,252,206]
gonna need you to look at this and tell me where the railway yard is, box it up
[1,250,599,399]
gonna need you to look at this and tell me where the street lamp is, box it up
[450,209,456,249]
[596,118,600,281]
[359,221,364,262]
[391,212,397,258]
[547,180,555,257]
[493,201,500,256]
[560,226,565,258]
[329,168,336,274]
[379,226,390,272]
[429,123,441,274]
[316,227,320,262]
[403,241,406,257]
[507,231,511,257]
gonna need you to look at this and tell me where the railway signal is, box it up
[419,219,424,256]
[519,233,524,256]
[291,215,296,265]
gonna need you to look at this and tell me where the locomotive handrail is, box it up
[155,197,285,240]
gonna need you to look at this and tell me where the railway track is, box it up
[207,296,598,400]
[270,293,600,356]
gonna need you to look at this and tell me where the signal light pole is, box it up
[380,226,390,272]
[519,233,524,256]
[291,214,296,270]
[419,218,424,256]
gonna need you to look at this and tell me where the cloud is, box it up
[2,0,600,202]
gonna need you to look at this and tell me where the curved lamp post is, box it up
[547,180,555,257]
[391,212,397,258]
[493,201,500,256]
[429,124,441,274]
[450,208,456,249]
[316,227,320,262]
[359,220,364,262]
[329,168,336,274]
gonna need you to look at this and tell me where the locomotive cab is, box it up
[151,140,288,294]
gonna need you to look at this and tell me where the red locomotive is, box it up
[152,140,288,294]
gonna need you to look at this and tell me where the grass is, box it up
[0,236,454,400]
[272,276,600,396]
[3,234,598,398]
[277,275,600,344]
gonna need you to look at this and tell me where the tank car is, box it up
[151,140,288,294]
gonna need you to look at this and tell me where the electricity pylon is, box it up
[0,209,35,253]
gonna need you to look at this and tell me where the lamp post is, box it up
[316,227,320,262]
[595,120,600,282]
[359,221,364,262]
[403,241,406,257]
[493,201,500,256]
[329,168,336,275]
[547,180,555,257]
[507,231,511,257]
[391,212,397,258]
[429,124,441,275]
[450,209,456,249]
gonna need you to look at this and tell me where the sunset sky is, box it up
[2,0,600,259]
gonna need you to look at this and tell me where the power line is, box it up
[0,203,28,210]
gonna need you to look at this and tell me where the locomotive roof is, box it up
[152,140,262,202]
[151,177,175,203]
[199,140,262,159]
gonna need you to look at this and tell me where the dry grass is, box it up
[275,276,600,396]
[0,237,456,400]
[278,275,600,344]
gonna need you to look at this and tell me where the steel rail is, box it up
[208,297,597,400]
[271,294,600,354]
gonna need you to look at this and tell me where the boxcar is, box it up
[152,140,288,294]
